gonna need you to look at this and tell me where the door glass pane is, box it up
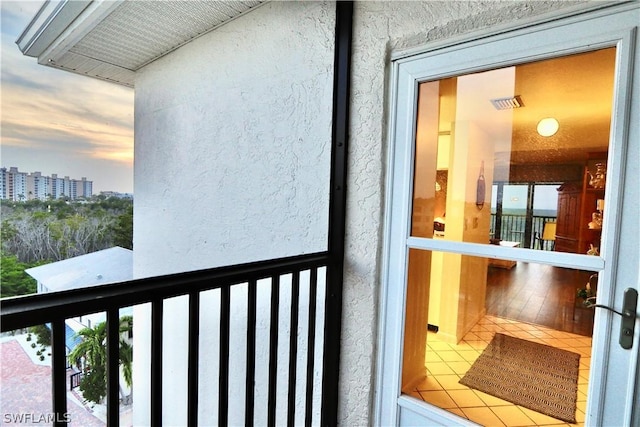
[403,48,616,425]
[411,48,615,256]
[403,249,596,425]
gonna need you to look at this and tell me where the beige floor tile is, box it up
[474,390,512,406]
[475,331,497,341]
[420,390,458,409]
[405,389,423,400]
[447,361,472,375]
[458,350,480,362]
[575,409,585,423]
[528,329,553,338]
[578,371,590,384]
[492,317,514,324]
[541,339,574,349]
[461,407,506,426]
[454,341,480,351]
[545,330,574,338]
[517,406,567,425]
[539,424,573,427]
[427,362,455,375]
[426,351,443,363]
[524,337,546,345]
[438,350,465,362]
[482,324,504,332]
[429,340,454,351]
[470,324,486,333]
[578,382,589,396]
[579,358,591,369]
[415,375,443,391]
[446,407,469,419]
[447,389,486,408]
[556,341,577,349]
[464,340,489,350]
[463,331,482,341]
[573,347,592,357]
[500,323,525,331]
[577,389,587,402]
[491,405,536,427]
[563,337,585,346]
[434,374,467,390]
[510,331,540,340]
[575,337,592,346]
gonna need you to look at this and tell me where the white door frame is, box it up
[376,3,640,426]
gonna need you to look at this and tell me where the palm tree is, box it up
[68,316,133,404]
[118,315,133,395]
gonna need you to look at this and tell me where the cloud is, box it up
[1,0,134,192]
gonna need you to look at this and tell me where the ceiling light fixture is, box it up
[537,117,559,137]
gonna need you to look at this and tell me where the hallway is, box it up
[485,262,595,337]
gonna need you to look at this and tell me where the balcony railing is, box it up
[491,213,557,250]
[69,371,83,390]
[1,252,336,427]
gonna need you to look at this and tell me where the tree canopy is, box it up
[1,197,133,298]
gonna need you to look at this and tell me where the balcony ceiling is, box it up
[17,0,264,88]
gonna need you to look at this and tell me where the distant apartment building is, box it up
[100,190,133,199]
[0,167,92,201]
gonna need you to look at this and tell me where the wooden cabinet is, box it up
[555,182,581,253]
[555,165,605,254]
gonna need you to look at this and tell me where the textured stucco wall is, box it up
[343,1,586,425]
[134,1,334,276]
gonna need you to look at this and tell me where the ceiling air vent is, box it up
[490,95,524,110]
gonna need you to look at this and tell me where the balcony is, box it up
[1,252,340,426]
[491,213,557,250]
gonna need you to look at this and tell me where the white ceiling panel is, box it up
[20,0,264,87]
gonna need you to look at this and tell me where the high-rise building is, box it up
[0,167,92,201]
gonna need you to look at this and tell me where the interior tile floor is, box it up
[406,315,591,426]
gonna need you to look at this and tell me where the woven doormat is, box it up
[459,333,580,423]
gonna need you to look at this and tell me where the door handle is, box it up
[591,288,638,350]
[619,288,638,350]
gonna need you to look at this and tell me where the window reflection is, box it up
[411,48,615,256]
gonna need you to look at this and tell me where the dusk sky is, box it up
[1,1,134,193]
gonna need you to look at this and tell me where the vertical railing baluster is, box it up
[106,307,120,426]
[151,299,163,426]
[51,319,67,426]
[188,291,200,427]
[267,275,280,427]
[245,279,257,427]
[219,286,231,427]
[304,268,318,427]
[287,272,300,427]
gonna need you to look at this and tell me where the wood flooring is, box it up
[485,262,595,337]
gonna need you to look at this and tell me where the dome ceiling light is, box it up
[537,117,559,137]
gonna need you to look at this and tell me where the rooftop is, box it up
[26,246,133,292]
